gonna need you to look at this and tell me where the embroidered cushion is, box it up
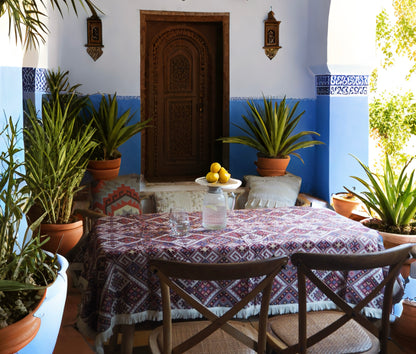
[244,173,302,209]
[91,174,142,216]
[153,190,206,213]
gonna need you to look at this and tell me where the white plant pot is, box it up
[18,253,68,354]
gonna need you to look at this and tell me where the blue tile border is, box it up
[22,67,48,93]
[316,75,368,96]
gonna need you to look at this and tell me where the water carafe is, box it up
[202,186,227,230]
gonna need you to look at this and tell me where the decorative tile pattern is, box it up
[316,74,368,96]
[22,67,48,93]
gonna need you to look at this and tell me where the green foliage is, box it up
[369,90,416,167]
[218,96,323,161]
[375,1,416,78]
[346,154,416,231]
[89,93,152,160]
[24,78,97,224]
[0,0,99,49]
[0,118,58,326]
[376,9,395,69]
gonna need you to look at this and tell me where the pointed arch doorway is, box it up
[140,11,229,182]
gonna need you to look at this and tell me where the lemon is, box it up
[206,171,219,183]
[219,167,231,183]
[210,162,221,173]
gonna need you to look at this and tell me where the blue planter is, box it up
[18,254,68,354]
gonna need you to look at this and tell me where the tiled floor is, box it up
[54,276,415,354]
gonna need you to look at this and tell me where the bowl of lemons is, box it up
[195,163,242,190]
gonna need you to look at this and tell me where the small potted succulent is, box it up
[87,93,152,180]
[218,95,324,176]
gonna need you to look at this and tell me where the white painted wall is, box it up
[18,0,378,97]
[26,0,329,98]
[0,15,24,67]
[327,0,377,74]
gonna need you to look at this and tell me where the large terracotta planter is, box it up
[255,156,290,176]
[0,290,46,353]
[0,254,68,354]
[378,230,416,278]
[331,193,360,218]
[393,300,416,341]
[88,158,121,180]
[40,219,83,256]
[361,218,416,278]
[19,253,68,354]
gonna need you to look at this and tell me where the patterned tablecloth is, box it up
[77,207,384,352]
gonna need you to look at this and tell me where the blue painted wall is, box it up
[89,94,142,176]
[228,98,321,195]
[329,95,369,196]
[20,68,370,203]
[103,96,323,196]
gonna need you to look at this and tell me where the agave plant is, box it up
[89,93,152,160]
[218,96,323,161]
[0,118,58,327]
[345,154,416,233]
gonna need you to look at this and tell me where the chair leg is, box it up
[120,324,135,354]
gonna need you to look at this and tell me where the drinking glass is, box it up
[169,208,190,236]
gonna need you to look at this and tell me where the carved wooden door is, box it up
[141,12,229,182]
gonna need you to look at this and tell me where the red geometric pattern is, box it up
[78,207,385,352]
[91,174,142,216]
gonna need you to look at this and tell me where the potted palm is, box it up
[218,95,324,176]
[87,93,152,180]
[0,118,68,353]
[24,72,97,256]
[345,154,416,276]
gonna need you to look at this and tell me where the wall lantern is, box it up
[85,6,103,61]
[263,9,281,60]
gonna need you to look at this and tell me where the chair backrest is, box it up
[149,256,288,354]
[292,243,416,354]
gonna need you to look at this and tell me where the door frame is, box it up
[140,10,230,179]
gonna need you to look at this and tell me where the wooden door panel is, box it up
[141,12,229,182]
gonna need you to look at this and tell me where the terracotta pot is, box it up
[40,219,83,256]
[255,156,290,176]
[361,219,416,278]
[378,230,416,277]
[88,157,121,180]
[393,300,416,340]
[332,193,360,218]
[18,253,68,354]
[0,290,46,354]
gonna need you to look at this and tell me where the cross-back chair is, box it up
[266,243,416,354]
[148,256,288,354]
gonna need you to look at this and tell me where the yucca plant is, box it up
[24,93,97,224]
[345,154,416,234]
[89,93,152,160]
[218,96,323,161]
[0,117,58,327]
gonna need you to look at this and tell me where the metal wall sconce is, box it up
[85,6,104,61]
[263,9,281,60]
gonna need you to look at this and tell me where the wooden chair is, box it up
[266,243,416,354]
[148,256,288,354]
